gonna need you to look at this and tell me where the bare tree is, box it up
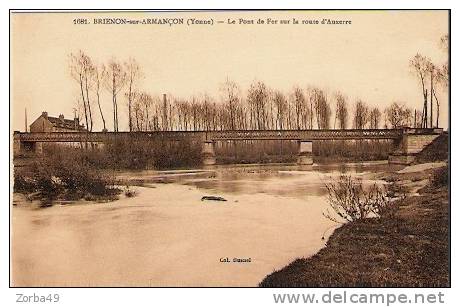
[410,54,430,128]
[129,91,143,131]
[124,58,142,132]
[413,109,424,128]
[220,79,240,130]
[439,35,449,89]
[433,34,449,127]
[70,50,94,131]
[384,102,412,128]
[440,34,449,52]
[201,94,214,131]
[353,100,369,129]
[139,92,153,130]
[272,91,287,130]
[93,65,107,131]
[309,88,319,129]
[409,34,449,129]
[334,92,348,129]
[431,68,445,128]
[292,86,307,130]
[247,81,269,130]
[424,59,437,128]
[103,59,127,132]
[369,107,381,129]
[312,89,331,130]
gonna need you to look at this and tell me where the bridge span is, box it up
[13,128,444,165]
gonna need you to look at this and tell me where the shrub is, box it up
[31,161,63,200]
[324,175,395,222]
[431,166,448,187]
[15,150,119,203]
[13,172,36,193]
[387,181,409,199]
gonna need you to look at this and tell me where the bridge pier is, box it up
[389,129,442,165]
[33,142,43,155]
[13,138,22,157]
[202,141,216,165]
[13,140,43,157]
[297,140,313,165]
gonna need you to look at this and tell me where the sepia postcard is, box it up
[10,9,449,289]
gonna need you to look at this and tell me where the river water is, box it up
[11,162,401,287]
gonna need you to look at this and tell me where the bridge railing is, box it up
[13,128,443,143]
[207,129,405,140]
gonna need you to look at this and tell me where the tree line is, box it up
[409,34,449,129]
[69,35,448,132]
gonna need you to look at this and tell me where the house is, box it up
[29,112,86,132]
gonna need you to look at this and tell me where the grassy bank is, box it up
[260,165,449,287]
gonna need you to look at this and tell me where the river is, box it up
[11,161,401,287]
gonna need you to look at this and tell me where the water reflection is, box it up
[117,161,403,200]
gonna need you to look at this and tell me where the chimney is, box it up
[59,114,64,122]
[74,117,79,130]
[42,111,48,119]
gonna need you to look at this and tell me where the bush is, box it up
[431,166,448,187]
[324,175,395,222]
[33,163,63,200]
[13,172,37,193]
[14,149,119,203]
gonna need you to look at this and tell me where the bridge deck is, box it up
[13,128,442,143]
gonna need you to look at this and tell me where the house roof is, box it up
[46,116,86,130]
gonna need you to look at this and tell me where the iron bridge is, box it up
[13,128,443,143]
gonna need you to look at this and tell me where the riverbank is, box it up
[259,162,449,287]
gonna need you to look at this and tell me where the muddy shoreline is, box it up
[259,162,449,287]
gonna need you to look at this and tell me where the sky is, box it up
[11,10,449,131]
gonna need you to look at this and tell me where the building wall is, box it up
[29,116,53,132]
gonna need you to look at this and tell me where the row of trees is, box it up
[70,35,448,132]
[409,34,449,129]
[124,85,415,131]
[70,51,141,132]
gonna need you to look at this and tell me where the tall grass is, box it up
[32,137,393,173]
[215,139,393,164]
[41,138,202,170]
[314,139,393,161]
[215,140,298,164]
